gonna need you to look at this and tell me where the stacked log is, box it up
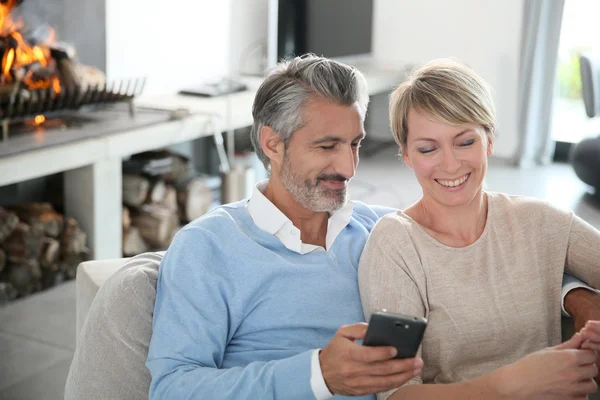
[122,150,218,256]
[0,204,88,301]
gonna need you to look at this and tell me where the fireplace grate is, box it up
[0,77,146,141]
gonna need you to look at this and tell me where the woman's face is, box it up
[402,108,493,208]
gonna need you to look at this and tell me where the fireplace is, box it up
[0,0,145,142]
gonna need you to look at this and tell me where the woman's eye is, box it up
[459,139,475,147]
[418,148,435,154]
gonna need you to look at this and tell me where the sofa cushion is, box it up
[65,252,163,400]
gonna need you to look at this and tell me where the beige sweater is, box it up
[358,192,600,399]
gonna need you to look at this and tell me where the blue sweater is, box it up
[147,200,393,399]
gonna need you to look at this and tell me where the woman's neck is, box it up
[407,190,489,248]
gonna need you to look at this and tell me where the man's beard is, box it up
[280,154,348,213]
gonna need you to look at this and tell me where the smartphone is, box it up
[363,310,427,359]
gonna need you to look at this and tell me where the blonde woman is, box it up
[358,59,600,400]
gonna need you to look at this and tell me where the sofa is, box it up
[65,252,590,400]
[65,252,163,400]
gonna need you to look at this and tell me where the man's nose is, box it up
[335,146,357,179]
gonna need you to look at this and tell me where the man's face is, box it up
[279,97,365,213]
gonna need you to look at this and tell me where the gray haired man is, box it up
[146,55,421,399]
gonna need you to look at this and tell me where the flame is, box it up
[33,115,45,125]
[0,0,61,93]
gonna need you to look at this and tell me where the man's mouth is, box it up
[435,173,470,188]
[320,179,347,190]
[318,175,348,190]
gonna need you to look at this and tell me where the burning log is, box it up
[9,203,64,238]
[123,174,150,208]
[123,227,150,257]
[49,42,76,61]
[131,204,179,249]
[61,217,87,256]
[0,206,19,244]
[56,58,78,87]
[176,176,214,223]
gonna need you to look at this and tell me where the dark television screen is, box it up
[277,0,374,61]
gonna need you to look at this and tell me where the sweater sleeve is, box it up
[565,213,600,290]
[358,216,426,399]
[146,227,314,400]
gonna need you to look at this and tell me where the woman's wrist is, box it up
[481,365,522,400]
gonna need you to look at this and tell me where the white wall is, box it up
[105,0,232,95]
[229,0,269,76]
[373,0,523,159]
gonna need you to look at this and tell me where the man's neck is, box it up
[263,180,329,247]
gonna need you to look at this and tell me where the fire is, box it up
[0,0,61,92]
[33,114,45,125]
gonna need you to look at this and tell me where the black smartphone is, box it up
[363,310,427,359]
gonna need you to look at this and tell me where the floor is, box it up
[1,146,600,399]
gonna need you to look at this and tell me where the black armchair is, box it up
[570,54,600,191]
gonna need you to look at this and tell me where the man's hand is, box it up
[319,323,423,397]
[564,288,600,382]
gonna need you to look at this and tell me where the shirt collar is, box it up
[246,180,354,254]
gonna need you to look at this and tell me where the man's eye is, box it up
[352,142,361,148]
[320,145,335,150]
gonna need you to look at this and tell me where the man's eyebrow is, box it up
[312,136,343,145]
[312,133,365,145]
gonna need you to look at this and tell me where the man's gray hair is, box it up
[250,54,370,170]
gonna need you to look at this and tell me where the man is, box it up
[146,54,600,399]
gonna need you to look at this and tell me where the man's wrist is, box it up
[311,349,333,400]
[565,288,600,320]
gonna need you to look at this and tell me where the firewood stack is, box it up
[122,150,219,256]
[0,203,88,303]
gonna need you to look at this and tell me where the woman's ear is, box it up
[260,126,285,168]
[487,135,494,156]
[402,146,413,169]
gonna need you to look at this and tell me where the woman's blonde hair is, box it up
[389,59,496,151]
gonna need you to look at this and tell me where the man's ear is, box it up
[402,146,413,169]
[260,126,285,168]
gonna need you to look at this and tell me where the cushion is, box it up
[65,252,163,400]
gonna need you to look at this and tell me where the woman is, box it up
[358,59,600,399]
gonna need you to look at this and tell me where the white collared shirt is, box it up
[246,180,352,400]
[247,180,353,254]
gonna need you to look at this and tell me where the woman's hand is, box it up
[564,288,600,382]
[492,333,597,400]
[580,320,600,351]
